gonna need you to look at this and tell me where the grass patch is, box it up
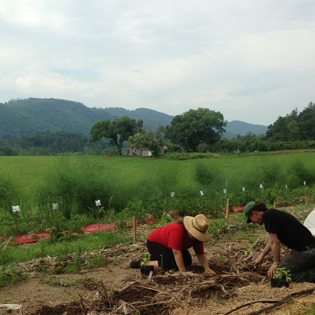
[47,277,82,287]
[1,230,129,265]
[305,305,315,315]
[0,264,27,288]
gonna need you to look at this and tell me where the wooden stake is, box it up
[132,216,137,244]
[225,198,230,226]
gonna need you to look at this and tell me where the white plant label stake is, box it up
[223,189,227,195]
[52,203,58,210]
[12,205,20,213]
[303,181,306,186]
[200,190,204,196]
[170,192,175,197]
[95,200,101,207]
[259,184,263,189]
[242,187,246,192]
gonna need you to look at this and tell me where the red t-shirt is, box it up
[147,222,204,255]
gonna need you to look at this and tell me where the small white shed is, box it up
[122,148,153,157]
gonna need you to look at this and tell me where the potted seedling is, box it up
[271,266,292,288]
[140,253,154,275]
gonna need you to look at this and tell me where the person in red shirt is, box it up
[144,213,215,274]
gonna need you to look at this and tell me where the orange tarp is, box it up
[82,223,116,234]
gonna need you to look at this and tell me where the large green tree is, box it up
[90,116,143,155]
[167,108,226,151]
[297,102,315,140]
[266,109,300,141]
[266,103,315,141]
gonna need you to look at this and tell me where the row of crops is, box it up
[0,154,314,236]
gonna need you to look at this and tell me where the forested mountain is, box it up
[0,98,115,138]
[0,98,173,138]
[224,120,267,139]
[104,107,173,130]
[0,98,267,139]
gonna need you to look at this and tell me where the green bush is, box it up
[0,172,20,214]
[286,160,315,188]
[195,162,224,187]
[0,181,14,211]
[37,158,114,219]
[0,264,27,287]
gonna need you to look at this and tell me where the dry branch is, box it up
[223,300,276,315]
[224,287,315,315]
[247,287,315,315]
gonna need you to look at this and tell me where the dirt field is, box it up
[1,225,315,315]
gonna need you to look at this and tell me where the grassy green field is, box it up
[0,151,314,236]
[1,151,315,193]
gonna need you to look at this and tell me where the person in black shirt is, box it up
[244,201,315,283]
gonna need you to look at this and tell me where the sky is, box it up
[0,0,314,125]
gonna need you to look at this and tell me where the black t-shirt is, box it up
[263,209,315,251]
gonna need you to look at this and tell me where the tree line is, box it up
[0,132,89,155]
[0,102,314,155]
[90,102,315,155]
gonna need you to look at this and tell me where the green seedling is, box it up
[271,266,292,288]
[141,253,150,266]
[273,266,292,282]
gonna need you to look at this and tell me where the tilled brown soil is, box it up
[1,221,315,315]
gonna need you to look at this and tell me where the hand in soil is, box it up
[267,262,278,278]
[254,252,264,268]
[204,268,216,276]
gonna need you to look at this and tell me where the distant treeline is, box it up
[212,102,315,153]
[1,132,314,156]
[0,102,314,155]
[0,132,95,155]
[212,135,315,153]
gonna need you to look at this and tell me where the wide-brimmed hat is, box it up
[183,214,210,242]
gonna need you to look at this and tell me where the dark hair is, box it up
[253,202,267,212]
[177,218,184,224]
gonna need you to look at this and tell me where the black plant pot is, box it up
[140,265,154,276]
[271,278,289,288]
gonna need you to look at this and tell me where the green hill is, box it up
[224,120,267,139]
[0,98,268,140]
[0,99,108,138]
[0,98,175,139]
[0,98,116,138]
[103,107,173,130]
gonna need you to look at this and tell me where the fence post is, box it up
[225,198,230,226]
[132,216,137,244]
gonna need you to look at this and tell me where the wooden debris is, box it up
[224,287,315,315]
[248,287,315,315]
[31,271,266,315]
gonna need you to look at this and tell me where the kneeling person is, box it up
[245,201,315,284]
[145,214,215,275]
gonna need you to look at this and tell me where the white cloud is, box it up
[0,1,67,30]
[0,0,315,124]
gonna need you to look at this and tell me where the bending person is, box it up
[144,213,215,275]
[245,201,315,284]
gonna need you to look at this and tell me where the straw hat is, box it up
[183,214,210,242]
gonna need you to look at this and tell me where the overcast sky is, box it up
[0,0,314,125]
